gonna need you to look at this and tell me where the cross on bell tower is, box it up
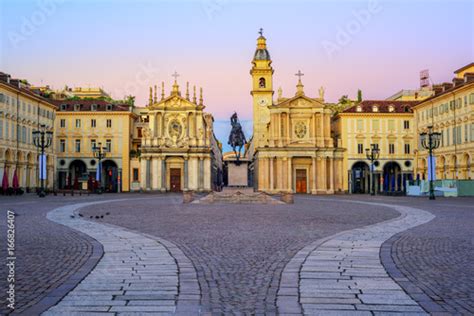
[295,70,305,96]
[259,28,263,37]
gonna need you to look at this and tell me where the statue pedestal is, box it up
[226,158,250,187]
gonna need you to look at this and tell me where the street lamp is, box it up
[365,144,380,195]
[420,125,441,200]
[92,142,107,194]
[32,124,53,197]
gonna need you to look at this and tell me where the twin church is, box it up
[138,31,343,194]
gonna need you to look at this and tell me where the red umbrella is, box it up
[2,169,9,192]
[12,169,19,190]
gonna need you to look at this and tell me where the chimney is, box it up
[464,72,474,83]
[414,92,419,99]
[9,79,21,88]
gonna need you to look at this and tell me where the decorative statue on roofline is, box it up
[228,112,247,163]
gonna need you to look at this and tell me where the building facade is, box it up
[414,63,474,180]
[0,72,56,192]
[250,33,344,194]
[53,100,136,192]
[334,100,418,193]
[139,79,222,192]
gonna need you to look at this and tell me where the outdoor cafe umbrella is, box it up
[12,169,19,190]
[2,169,8,191]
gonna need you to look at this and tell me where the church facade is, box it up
[139,78,222,192]
[250,33,344,194]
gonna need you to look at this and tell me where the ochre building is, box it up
[249,33,344,194]
[414,63,474,180]
[139,79,222,192]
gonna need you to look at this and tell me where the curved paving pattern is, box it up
[79,196,399,314]
[277,200,435,315]
[43,199,200,315]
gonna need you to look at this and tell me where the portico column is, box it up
[161,158,166,192]
[146,158,151,190]
[184,158,189,190]
[287,157,292,192]
[140,157,147,190]
[269,157,274,191]
[329,158,334,193]
[312,157,317,194]
[319,114,325,147]
[286,113,291,142]
[154,113,158,137]
[152,157,159,190]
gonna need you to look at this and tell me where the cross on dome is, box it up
[172,71,180,82]
[295,70,304,81]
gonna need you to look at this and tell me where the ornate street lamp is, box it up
[420,125,441,200]
[32,124,53,197]
[365,144,380,195]
[92,142,107,194]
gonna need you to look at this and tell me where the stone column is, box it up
[152,157,159,190]
[287,157,292,192]
[146,158,151,190]
[312,157,317,194]
[329,158,334,193]
[286,114,291,143]
[184,158,189,190]
[269,157,274,192]
[154,113,158,137]
[199,157,204,191]
[161,158,167,192]
[140,158,147,190]
[319,113,325,147]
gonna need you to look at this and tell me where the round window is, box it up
[168,120,183,139]
[294,122,307,139]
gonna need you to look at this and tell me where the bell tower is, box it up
[250,28,274,148]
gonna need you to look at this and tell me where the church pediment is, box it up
[149,94,204,111]
[273,95,324,109]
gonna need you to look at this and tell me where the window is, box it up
[404,143,410,154]
[357,143,364,154]
[388,120,395,131]
[75,139,81,152]
[403,120,410,129]
[388,105,394,113]
[0,119,3,139]
[91,119,96,128]
[470,93,474,104]
[5,121,8,139]
[74,104,81,111]
[60,139,66,152]
[91,139,97,151]
[464,96,468,107]
[259,77,266,88]
[22,126,26,143]
[389,143,395,154]
[356,105,362,112]
[447,128,450,146]
[91,104,97,111]
[465,124,469,142]
[105,139,112,152]
[106,119,112,128]
[106,104,113,111]
[60,119,66,128]
[372,105,378,112]
[75,119,81,128]
[356,119,363,131]
[60,104,67,111]
[133,168,139,182]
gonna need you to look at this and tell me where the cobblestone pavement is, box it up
[43,199,200,315]
[80,195,399,314]
[0,194,111,315]
[278,199,434,315]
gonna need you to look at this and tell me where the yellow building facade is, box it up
[335,100,418,193]
[250,33,344,194]
[414,63,474,180]
[0,72,56,192]
[139,79,222,192]
[54,100,136,192]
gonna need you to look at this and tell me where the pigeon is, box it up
[90,216,93,219]
[105,212,110,215]
[78,213,83,217]
[70,215,75,218]
[100,215,104,219]
[95,216,100,219]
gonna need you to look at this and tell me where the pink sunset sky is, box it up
[1,0,473,121]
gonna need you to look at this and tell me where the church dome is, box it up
[254,35,271,60]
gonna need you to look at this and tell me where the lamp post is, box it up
[420,125,441,200]
[365,144,380,195]
[92,142,107,194]
[32,124,53,197]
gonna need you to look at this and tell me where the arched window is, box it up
[259,77,266,88]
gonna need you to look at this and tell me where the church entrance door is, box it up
[170,168,181,192]
[295,169,307,193]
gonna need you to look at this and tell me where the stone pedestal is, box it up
[281,191,294,204]
[226,159,250,187]
[183,190,194,204]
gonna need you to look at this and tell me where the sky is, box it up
[1,0,473,151]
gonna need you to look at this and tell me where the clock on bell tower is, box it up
[250,28,274,148]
